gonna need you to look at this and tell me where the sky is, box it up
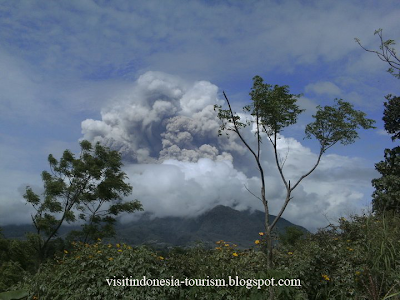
[0,0,399,232]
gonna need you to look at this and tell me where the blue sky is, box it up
[0,0,399,231]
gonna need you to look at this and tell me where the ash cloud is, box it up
[81,71,374,232]
[81,71,239,164]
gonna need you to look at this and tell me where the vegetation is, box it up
[372,144,400,214]
[357,29,400,215]
[1,213,399,299]
[23,140,142,267]
[0,63,396,298]
[371,72,400,216]
[355,29,400,79]
[214,76,375,268]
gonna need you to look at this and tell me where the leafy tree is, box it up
[372,95,400,214]
[382,94,400,142]
[355,28,400,79]
[357,30,400,215]
[214,76,375,268]
[23,140,142,265]
[372,147,400,214]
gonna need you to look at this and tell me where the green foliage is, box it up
[21,242,178,300]
[305,99,376,150]
[215,76,375,271]
[372,95,400,215]
[245,75,304,135]
[7,214,400,299]
[0,289,28,300]
[278,226,305,251]
[0,235,36,293]
[355,29,400,79]
[383,95,400,142]
[372,147,400,214]
[23,140,142,264]
[278,214,400,299]
[18,240,306,300]
[214,76,303,137]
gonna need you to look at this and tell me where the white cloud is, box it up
[79,71,376,232]
[376,129,389,137]
[2,1,399,83]
[305,81,342,96]
[2,1,396,232]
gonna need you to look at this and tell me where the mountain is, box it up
[116,205,308,248]
[1,205,308,249]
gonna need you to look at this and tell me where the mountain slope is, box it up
[116,205,308,248]
[2,205,308,249]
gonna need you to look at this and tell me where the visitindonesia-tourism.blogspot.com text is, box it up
[106,275,301,289]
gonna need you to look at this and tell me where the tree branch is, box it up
[223,91,267,206]
[291,146,324,192]
[273,131,289,190]
[243,184,262,203]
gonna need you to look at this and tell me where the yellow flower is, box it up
[348,248,354,251]
[355,271,361,276]
[108,244,112,248]
[108,257,113,261]
[97,238,102,242]
[216,240,222,244]
[97,250,102,254]
[224,244,230,247]
[158,256,164,260]
[118,249,123,252]
[116,243,120,248]
[232,252,238,257]
[64,250,68,254]
[127,246,132,250]
[215,247,222,250]
[259,232,264,236]
[288,252,293,255]
[255,240,260,245]
[322,274,330,281]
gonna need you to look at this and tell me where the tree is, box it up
[355,29,400,79]
[372,95,400,214]
[372,147,400,214]
[357,30,400,215]
[24,140,142,265]
[214,76,375,268]
[382,94,400,142]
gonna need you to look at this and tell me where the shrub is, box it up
[19,240,305,299]
[277,214,400,299]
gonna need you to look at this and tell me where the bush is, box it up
[10,213,400,299]
[0,235,35,293]
[277,214,400,299]
[19,240,305,299]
